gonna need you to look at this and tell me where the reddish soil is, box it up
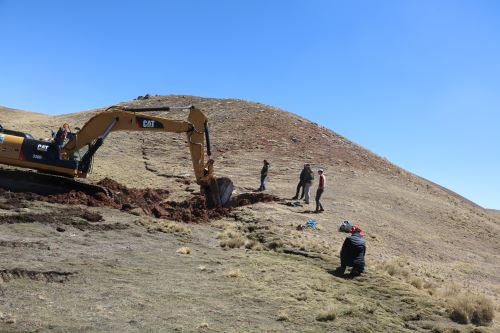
[0,208,128,232]
[0,178,280,223]
[151,192,281,223]
[0,196,29,210]
[233,192,280,206]
[0,178,169,214]
[151,196,230,223]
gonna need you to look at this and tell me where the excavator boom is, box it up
[0,105,233,208]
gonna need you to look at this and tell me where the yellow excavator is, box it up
[0,105,233,208]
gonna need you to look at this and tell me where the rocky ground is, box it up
[0,96,498,332]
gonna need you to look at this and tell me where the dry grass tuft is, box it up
[410,277,424,290]
[224,237,246,249]
[430,324,462,333]
[225,269,241,278]
[276,311,290,322]
[440,282,461,298]
[381,259,410,278]
[379,259,496,327]
[218,228,247,249]
[136,218,191,234]
[316,305,337,322]
[176,247,191,255]
[448,292,494,326]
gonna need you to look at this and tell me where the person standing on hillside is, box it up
[337,225,366,276]
[258,160,270,191]
[302,164,314,204]
[292,164,308,200]
[315,169,325,213]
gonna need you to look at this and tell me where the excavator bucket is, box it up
[203,177,234,208]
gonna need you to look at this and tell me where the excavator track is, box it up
[0,168,111,196]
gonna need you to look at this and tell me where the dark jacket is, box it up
[54,127,68,146]
[299,168,306,183]
[340,232,366,271]
[302,167,314,183]
[261,164,269,178]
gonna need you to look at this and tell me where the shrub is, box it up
[410,277,424,290]
[431,325,462,333]
[382,259,410,278]
[225,269,241,278]
[277,312,290,322]
[316,305,337,322]
[220,237,245,249]
[449,293,495,326]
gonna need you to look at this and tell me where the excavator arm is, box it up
[62,105,232,207]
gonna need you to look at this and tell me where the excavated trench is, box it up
[0,240,50,250]
[0,178,281,223]
[0,269,74,283]
[0,210,127,232]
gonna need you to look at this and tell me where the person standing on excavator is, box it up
[51,123,70,160]
[55,123,70,147]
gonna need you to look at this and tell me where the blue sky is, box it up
[0,0,498,208]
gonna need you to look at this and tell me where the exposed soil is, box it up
[0,178,169,213]
[0,209,128,232]
[233,192,280,206]
[81,210,103,222]
[151,195,231,223]
[1,179,281,223]
[0,269,73,283]
[0,240,49,250]
[152,192,281,223]
[0,197,28,210]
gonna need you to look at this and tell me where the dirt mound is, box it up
[0,197,29,210]
[151,192,281,223]
[81,210,103,222]
[0,209,128,232]
[0,178,169,214]
[233,192,280,206]
[152,196,231,223]
[0,179,281,223]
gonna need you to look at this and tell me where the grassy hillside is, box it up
[0,96,498,332]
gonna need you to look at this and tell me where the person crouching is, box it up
[337,225,366,276]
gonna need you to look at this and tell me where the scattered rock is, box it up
[176,246,191,255]
[81,211,103,222]
[130,208,145,216]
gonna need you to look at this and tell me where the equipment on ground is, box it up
[0,105,233,207]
